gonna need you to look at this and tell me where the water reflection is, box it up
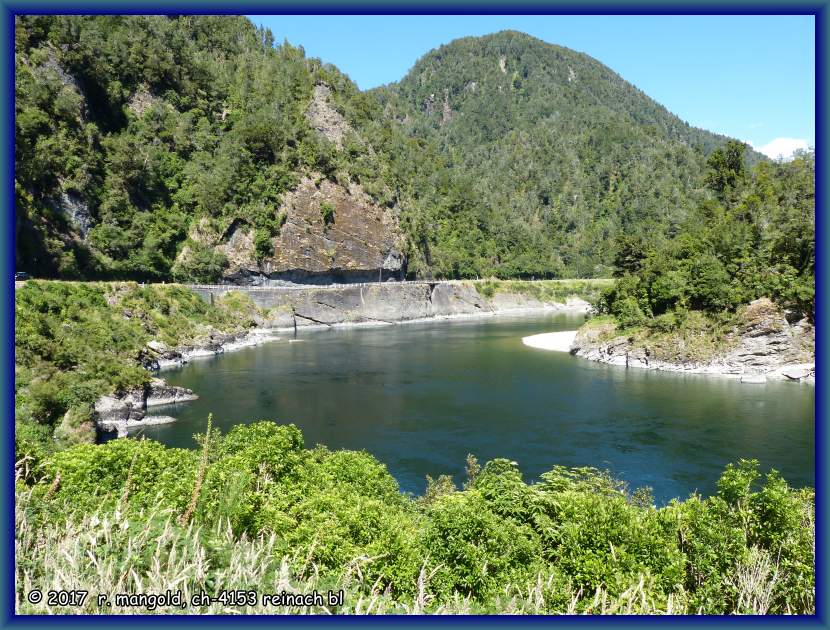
[135,313,814,503]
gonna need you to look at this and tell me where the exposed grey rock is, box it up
[571,298,814,382]
[429,283,492,316]
[153,328,283,370]
[42,48,87,118]
[48,190,91,238]
[147,340,168,353]
[782,367,811,381]
[146,378,199,406]
[94,389,146,427]
[94,379,197,436]
[187,282,591,327]
[114,415,178,438]
[254,308,296,329]
[305,83,351,149]
[178,172,405,285]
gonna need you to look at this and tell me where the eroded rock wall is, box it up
[189,282,590,328]
[94,378,198,437]
[179,173,405,285]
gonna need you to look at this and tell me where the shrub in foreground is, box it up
[16,421,814,615]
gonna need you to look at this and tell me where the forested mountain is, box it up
[376,31,763,277]
[16,18,761,282]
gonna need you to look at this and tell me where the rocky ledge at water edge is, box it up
[94,378,199,437]
[570,298,815,384]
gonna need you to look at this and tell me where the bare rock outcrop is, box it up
[305,83,351,149]
[180,173,405,285]
[94,378,198,437]
[49,190,91,239]
[571,298,814,383]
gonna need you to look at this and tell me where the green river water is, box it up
[136,312,814,503]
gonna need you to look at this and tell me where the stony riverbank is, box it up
[569,298,814,384]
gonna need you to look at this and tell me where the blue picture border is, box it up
[0,2,826,627]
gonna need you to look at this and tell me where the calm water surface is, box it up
[138,313,814,502]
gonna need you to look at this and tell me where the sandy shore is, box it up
[521,330,578,352]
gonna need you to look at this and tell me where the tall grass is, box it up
[472,279,613,304]
[18,486,805,616]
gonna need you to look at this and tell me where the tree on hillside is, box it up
[704,139,747,200]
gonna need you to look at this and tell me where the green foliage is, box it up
[18,424,814,614]
[424,490,541,599]
[320,201,335,227]
[14,281,260,451]
[15,20,768,282]
[15,16,311,280]
[473,278,613,304]
[599,147,815,325]
[171,242,228,283]
[705,140,747,200]
[377,30,765,279]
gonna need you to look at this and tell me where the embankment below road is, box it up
[185,280,599,329]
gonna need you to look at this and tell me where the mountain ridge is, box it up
[15,18,762,282]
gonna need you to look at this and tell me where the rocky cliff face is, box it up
[571,298,814,383]
[180,172,405,285]
[306,83,351,149]
[175,80,406,285]
[191,282,592,329]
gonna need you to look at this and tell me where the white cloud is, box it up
[756,137,811,161]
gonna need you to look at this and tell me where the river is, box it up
[136,312,814,503]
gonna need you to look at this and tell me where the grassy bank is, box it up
[576,311,739,364]
[15,281,261,452]
[15,422,814,615]
[473,278,614,304]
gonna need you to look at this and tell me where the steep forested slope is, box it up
[585,141,815,366]
[376,31,764,277]
[16,19,757,282]
[15,15,415,283]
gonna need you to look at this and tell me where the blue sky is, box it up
[249,15,815,159]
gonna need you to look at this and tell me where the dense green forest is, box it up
[375,31,763,277]
[15,15,388,280]
[596,142,815,330]
[16,17,757,281]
